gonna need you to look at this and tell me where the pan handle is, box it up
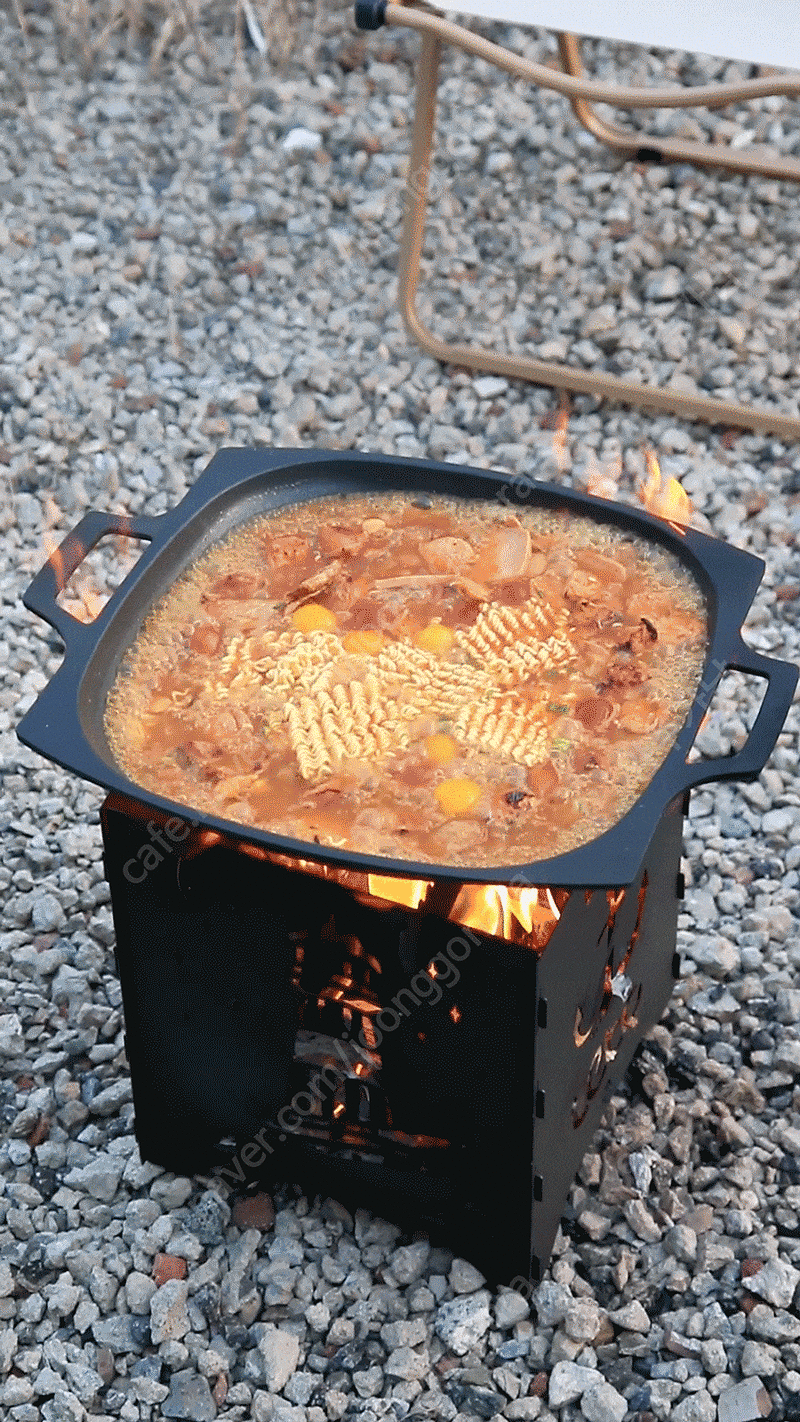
[681,638,798,790]
[22,510,161,649]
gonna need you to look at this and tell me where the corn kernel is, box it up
[291,603,338,633]
[425,733,457,765]
[416,623,455,654]
[342,630,385,655]
[435,776,482,816]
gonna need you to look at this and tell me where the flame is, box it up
[367,875,563,948]
[44,529,66,596]
[43,508,143,624]
[450,884,509,938]
[552,402,570,475]
[237,841,269,860]
[367,874,433,911]
[45,520,108,623]
[111,796,567,952]
[44,526,103,624]
[638,450,692,528]
[448,882,563,946]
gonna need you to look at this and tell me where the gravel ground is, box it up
[2,7,800,1422]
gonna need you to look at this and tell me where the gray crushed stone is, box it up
[1,6,800,1422]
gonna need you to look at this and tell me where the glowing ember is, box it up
[638,451,692,527]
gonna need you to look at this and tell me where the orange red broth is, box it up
[105,493,707,868]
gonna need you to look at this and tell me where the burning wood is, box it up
[449,882,567,945]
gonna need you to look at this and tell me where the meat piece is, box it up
[319,525,367,558]
[270,535,311,566]
[211,572,263,600]
[527,759,560,797]
[618,699,662,734]
[189,622,221,655]
[572,744,610,774]
[327,572,369,614]
[615,618,658,653]
[575,547,627,583]
[287,560,342,606]
[651,610,704,647]
[372,573,446,591]
[575,639,615,680]
[565,570,600,603]
[567,597,604,628]
[574,695,615,732]
[454,576,491,602]
[603,653,649,689]
[369,571,489,611]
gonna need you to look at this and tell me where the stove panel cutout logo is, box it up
[571,875,648,1128]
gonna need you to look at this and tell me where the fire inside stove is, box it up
[283,874,629,1149]
[182,827,569,1159]
[101,777,679,1281]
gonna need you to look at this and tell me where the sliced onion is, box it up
[421,537,474,573]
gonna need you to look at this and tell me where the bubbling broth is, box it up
[106,492,707,868]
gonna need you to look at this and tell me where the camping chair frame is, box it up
[356,0,800,439]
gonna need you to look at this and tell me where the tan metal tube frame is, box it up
[386,2,800,439]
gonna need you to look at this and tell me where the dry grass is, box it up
[11,0,319,77]
[6,0,358,151]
